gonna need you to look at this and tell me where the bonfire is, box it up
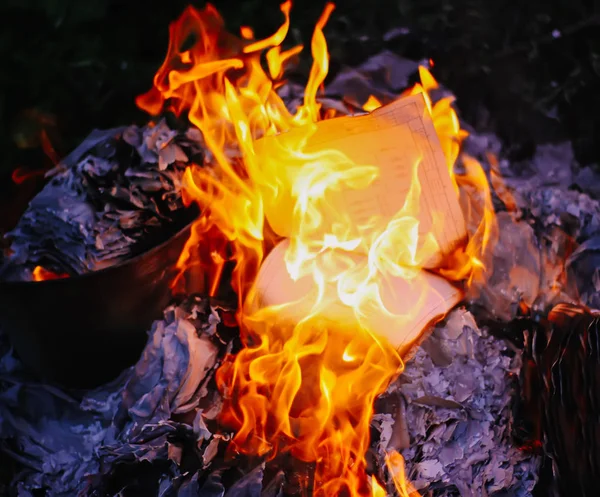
[1,2,597,497]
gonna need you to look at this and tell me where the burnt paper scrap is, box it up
[0,121,203,281]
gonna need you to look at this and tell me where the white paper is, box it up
[255,92,467,266]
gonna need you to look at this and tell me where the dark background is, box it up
[0,0,599,217]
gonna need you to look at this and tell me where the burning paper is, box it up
[256,92,467,265]
[129,3,496,495]
[251,93,466,352]
[0,2,499,496]
[253,239,461,354]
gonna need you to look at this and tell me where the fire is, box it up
[11,166,48,185]
[32,265,68,281]
[240,26,254,40]
[138,2,496,496]
[370,451,419,497]
[385,451,420,497]
[362,95,382,112]
[371,478,387,497]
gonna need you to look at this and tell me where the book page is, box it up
[252,239,462,356]
[255,93,467,268]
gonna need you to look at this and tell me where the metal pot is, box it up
[0,209,198,389]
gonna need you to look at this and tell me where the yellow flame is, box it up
[385,451,420,497]
[371,477,387,497]
[363,95,382,112]
[137,2,496,496]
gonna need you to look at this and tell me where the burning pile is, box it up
[3,1,598,496]
[130,2,496,496]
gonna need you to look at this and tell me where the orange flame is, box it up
[137,2,496,495]
[32,266,68,281]
[371,477,387,497]
[362,95,382,112]
[385,450,420,497]
[370,451,419,497]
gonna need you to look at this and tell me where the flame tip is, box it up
[140,2,497,495]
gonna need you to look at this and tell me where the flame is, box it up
[240,26,254,40]
[385,451,420,497]
[40,128,61,165]
[371,477,387,497]
[370,451,419,497]
[32,266,68,281]
[362,95,382,112]
[488,152,517,213]
[138,2,496,495]
[11,167,47,185]
[401,66,467,195]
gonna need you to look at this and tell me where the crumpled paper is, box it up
[463,130,600,318]
[465,134,600,246]
[1,121,203,280]
[0,296,228,496]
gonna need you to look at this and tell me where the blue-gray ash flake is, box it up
[0,297,228,496]
[374,309,540,497]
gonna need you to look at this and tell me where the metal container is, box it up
[0,211,198,389]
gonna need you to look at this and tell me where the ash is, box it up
[370,129,600,496]
[374,310,538,497]
[0,296,234,496]
[0,121,203,280]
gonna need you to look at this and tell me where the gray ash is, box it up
[0,296,234,496]
[2,47,600,497]
[0,120,203,281]
[371,309,539,497]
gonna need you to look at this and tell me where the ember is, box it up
[10,166,48,185]
[31,265,67,281]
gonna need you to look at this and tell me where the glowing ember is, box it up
[137,2,496,495]
[32,266,68,282]
[11,166,48,185]
[240,26,255,40]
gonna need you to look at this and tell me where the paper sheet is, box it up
[256,93,467,268]
[252,239,463,355]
